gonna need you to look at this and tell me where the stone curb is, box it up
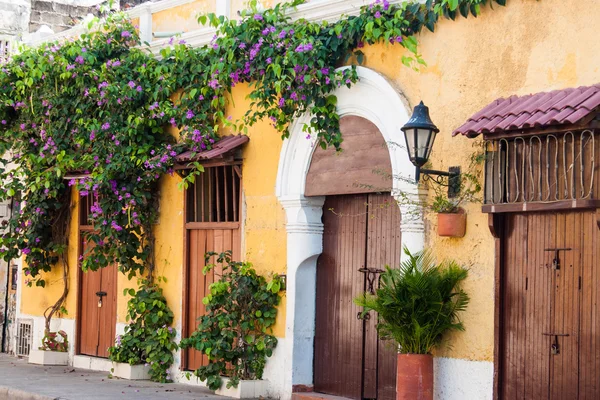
[0,386,58,400]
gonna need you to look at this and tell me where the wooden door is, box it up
[501,211,599,399]
[314,193,400,400]
[78,239,117,358]
[184,165,241,371]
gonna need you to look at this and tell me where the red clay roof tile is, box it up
[453,84,600,137]
[176,134,249,163]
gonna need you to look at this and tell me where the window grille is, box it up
[79,193,95,227]
[186,165,241,223]
[0,39,11,64]
[16,319,32,357]
[484,130,597,205]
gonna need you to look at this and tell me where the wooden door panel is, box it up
[315,195,368,400]
[79,240,101,356]
[97,263,117,358]
[501,213,530,399]
[523,213,552,399]
[579,211,600,399]
[550,213,581,399]
[366,194,401,400]
[186,227,240,371]
[79,239,117,358]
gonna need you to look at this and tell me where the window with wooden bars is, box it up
[79,193,94,228]
[186,165,241,223]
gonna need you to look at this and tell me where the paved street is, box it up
[0,354,226,400]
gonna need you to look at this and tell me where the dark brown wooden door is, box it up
[315,193,401,400]
[78,239,117,358]
[501,211,599,399]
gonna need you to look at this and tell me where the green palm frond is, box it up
[354,247,469,355]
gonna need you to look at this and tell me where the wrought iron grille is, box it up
[484,130,597,204]
[0,39,10,64]
[16,319,32,357]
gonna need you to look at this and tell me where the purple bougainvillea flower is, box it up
[375,11,382,18]
[278,30,287,39]
[121,31,131,38]
[1,120,5,125]
[278,97,285,108]
[22,248,31,255]
[101,122,110,130]
[186,110,194,119]
[266,57,272,64]
[75,55,84,64]
[253,14,263,20]
[128,81,136,88]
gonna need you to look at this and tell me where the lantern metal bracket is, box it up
[416,166,461,198]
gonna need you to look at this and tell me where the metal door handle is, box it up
[95,291,107,297]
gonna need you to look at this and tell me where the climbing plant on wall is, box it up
[0,0,509,315]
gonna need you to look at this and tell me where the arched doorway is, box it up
[274,66,424,399]
[307,115,400,399]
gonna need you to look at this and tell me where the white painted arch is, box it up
[271,66,425,399]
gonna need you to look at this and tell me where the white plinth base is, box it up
[215,378,269,399]
[28,349,68,366]
[111,362,151,380]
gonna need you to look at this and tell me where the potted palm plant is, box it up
[355,248,469,400]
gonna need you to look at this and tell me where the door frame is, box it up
[181,163,243,371]
[490,208,600,399]
[75,195,117,357]
[275,66,424,393]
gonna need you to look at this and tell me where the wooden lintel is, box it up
[482,199,600,214]
[185,222,240,230]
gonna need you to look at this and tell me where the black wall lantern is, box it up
[401,101,461,197]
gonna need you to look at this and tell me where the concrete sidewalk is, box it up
[0,354,227,400]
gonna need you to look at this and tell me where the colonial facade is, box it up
[8,0,600,399]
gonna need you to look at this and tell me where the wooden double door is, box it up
[314,193,401,400]
[501,211,600,399]
[78,239,117,358]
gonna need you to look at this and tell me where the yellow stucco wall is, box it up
[152,0,215,34]
[19,0,600,363]
[21,188,80,319]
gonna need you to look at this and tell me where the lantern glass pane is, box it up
[417,128,433,160]
[422,128,437,161]
[404,128,417,163]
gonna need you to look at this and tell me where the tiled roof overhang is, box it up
[175,134,248,169]
[453,84,600,138]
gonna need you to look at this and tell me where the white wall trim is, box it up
[25,0,421,52]
[271,66,424,400]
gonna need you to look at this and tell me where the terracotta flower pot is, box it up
[437,209,466,237]
[396,353,433,400]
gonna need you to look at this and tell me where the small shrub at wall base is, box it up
[180,251,283,391]
[108,277,178,383]
[40,330,68,352]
